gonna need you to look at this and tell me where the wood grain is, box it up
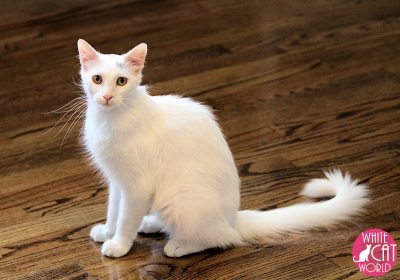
[0,0,399,279]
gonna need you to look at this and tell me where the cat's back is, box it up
[152,93,229,147]
[152,94,218,130]
[153,94,213,120]
[151,94,231,159]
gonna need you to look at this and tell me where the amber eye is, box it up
[116,77,128,86]
[92,75,102,84]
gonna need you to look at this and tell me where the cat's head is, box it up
[77,39,147,110]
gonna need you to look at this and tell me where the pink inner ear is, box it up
[126,56,144,67]
[80,52,98,70]
[78,39,99,69]
[125,43,147,69]
[81,57,92,63]
[80,51,97,65]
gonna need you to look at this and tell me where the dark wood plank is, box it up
[0,0,399,279]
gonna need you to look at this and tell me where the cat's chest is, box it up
[83,113,156,173]
[83,122,151,162]
[85,134,113,154]
[84,119,123,157]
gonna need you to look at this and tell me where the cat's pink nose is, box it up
[103,94,113,102]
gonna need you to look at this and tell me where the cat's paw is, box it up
[164,239,206,258]
[101,238,132,258]
[90,224,114,243]
[138,215,163,234]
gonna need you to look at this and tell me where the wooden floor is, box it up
[0,0,399,279]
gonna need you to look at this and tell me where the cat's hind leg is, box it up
[164,239,209,257]
[138,213,164,234]
[159,193,242,257]
[163,222,241,257]
[90,224,114,243]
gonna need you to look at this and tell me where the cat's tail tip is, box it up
[300,169,370,204]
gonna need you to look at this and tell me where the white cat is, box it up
[77,39,370,258]
[353,244,371,262]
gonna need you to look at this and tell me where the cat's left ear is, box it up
[125,43,147,72]
[77,39,99,70]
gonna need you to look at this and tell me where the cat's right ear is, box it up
[77,39,99,70]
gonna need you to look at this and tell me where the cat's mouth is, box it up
[96,100,115,109]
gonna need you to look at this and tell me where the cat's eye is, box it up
[116,77,128,86]
[92,75,102,84]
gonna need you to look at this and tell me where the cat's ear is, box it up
[125,43,147,72]
[77,39,99,70]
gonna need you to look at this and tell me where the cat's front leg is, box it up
[90,182,120,242]
[101,187,150,258]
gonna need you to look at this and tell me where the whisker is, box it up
[42,102,86,136]
[59,108,86,148]
[50,97,85,113]
[49,100,86,114]
[55,103,87,137]
[65,107,86,139]
[71,76,83,88]
[44,96,86,114]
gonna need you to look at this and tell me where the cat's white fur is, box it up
[77,39,370,258]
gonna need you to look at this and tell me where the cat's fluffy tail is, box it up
[234,169,370,242]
